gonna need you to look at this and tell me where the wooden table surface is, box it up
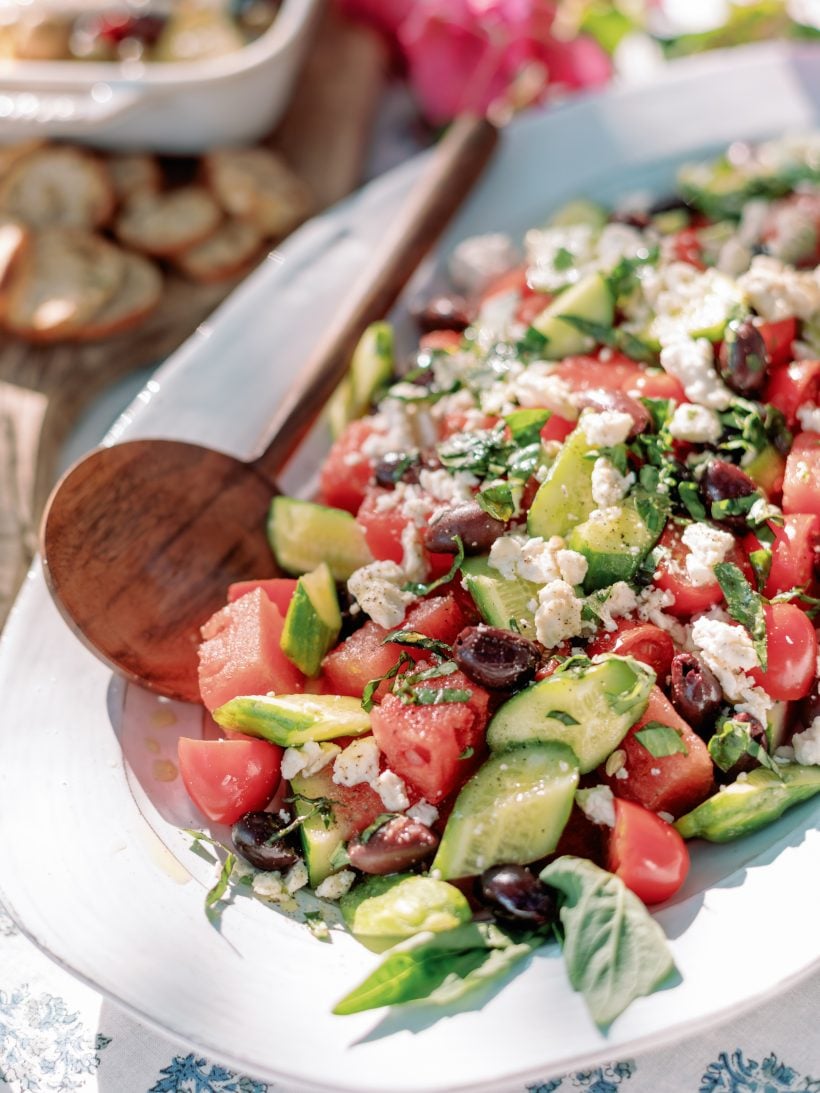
[0,7,387,630]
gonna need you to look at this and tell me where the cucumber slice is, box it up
[527,427,596,540]
[567,501,660,593]
[460,555,538,638]
[766,701,790,752]
[531,272,614,360]
[290,770,343,887]
[280,563,342,677]
[486,655,654,772]
[268,497,372,580]
[745,444,786,495]
[327,322,394,437]
[212,693,371,746]
[431,742,579,880]
[548,198,607,230]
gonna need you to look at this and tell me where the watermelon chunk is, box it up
[198,588,305,712]
[605,687,714,818]
[227,578,298,616]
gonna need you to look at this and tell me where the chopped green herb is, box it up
[403,687,473,707]
[458,746,475,760]
[205,852,236,928]
[517,326,549,355]
[546,709,580,726]
[635,723,688,758]
[714,562,768,670]
[304,911,332,941]
[476,481,517,522]
[362,652,414,712]
[358,813,399,843]
[748,548,772,591]
[383,631,451,658]
[707,718,782,779]
[505,407,551,445]
[403,538,465,598]
[553,246,575,271]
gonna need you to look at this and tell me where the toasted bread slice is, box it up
[4,228,125,342]
[106,153,163,203]
[0,147,115,229]
[115,186,222,257]
[203,147,313,239]
[174,217,264,283]
[76,250,163,341]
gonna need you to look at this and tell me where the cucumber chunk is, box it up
[327,322,394,438]
[548,198,607,230]
[340,874,472,952]
[280,563,342,677]
[268,497,372,580]
[212,693,371,746]
[486,655,655,772]
[460,555,538,637]
[531,272,614,360]
[527,427,597,540]
[567,501,661,592]
[431,742,579,880]
[290,770,343,887]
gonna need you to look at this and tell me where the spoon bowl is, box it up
[39,116,499,703]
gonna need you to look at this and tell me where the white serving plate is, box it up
[0,0,321,150]
[1,41,819,1093]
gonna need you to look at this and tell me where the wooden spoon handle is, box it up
[250,114,499,485]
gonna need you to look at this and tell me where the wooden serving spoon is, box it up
[41,116,499,703]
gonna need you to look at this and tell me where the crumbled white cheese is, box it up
[332,737,381,788]
[580,409,634,447]
[738,255,820,323]
[681,522,734,587]
[766,201,818,265]
[591,457,635,508]
[534,579,585,648]
[667,403,723,444]
[716,237,753,278]
[791,716,820,766]
[659,336,734,410]
[347,560,415,629]
[576,785,616,828]
[252,872,294,906]
[526,221,647,292]
[690,617,772,725]
[315,869,356,901]
[797,402,820,434]
[406,799,440,827]
[281,741,340,781]
[488,534,588,587]
[284,860,309,894]
[448,232,519,295]
[589,581,639,632]
[417,467,479,505]
[513,365,579,420]
[374,769,410,812]
[748,497,781,524]
[641,264,742,349]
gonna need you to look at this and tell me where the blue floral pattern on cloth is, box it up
[148,1055,268,1093]
[527,1061,636,1092]
[0,986,109,1092]
[699,1050,820,1093]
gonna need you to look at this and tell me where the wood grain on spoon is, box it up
[41,116,499,703]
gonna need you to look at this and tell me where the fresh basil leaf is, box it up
[517,326,548,356]
[710,492,759,522]
[553,245,574,271]
[540,856,677,1027]
[185,829,221,865]
[205,852,236,928]
[678,480,707,522]
[476,482,517,522]
[404,537,465,597]
[606,247,659,300]
[383,631,451,658]
[635,723,688,758]
[505,407,551,446]
[329,843,351,871]
[634,487,670,539]
[714,562,768,670]
[559,313,613,347]
[458,746,475,760]
[362,652,414,712]
[615,329,658,365]
[332,922,540,1015]
[359,813,399,843]
[404,687,472,707]
[546,709,580,726]
[640,398,675,433]
[748,547,772,591]
[707,718,782,779]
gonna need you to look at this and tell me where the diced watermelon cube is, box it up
[227,578,298,616]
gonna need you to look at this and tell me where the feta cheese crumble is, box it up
[347,560,415,629]
[315,869,356,901]
[591,457,635,508]
[333,737,381,788]
[791,716,820,766]
[534,579,585,648]
[448,232,519,295]
[281,740,340,780]
[406,799,440,827]
[690,617,773,725]
[681,522,734,587]
[488,534,588,587]
[738,255,820,323]
[580,409,634,447]
[374,769,410,812]
[796,402,820,434]
[576,785,616,828]
[659,336,734,410]
[667,403,723,444]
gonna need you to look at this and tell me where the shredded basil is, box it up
[476,481,518,522]
[714,562,768,670]
[403,537,465,597]
[505,407,551,445]
[362,652,414,712]
[383,631,451,658]
[545,709,580,726]
[707,718,781,779]
[634,723,688,758]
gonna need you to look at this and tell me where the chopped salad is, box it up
[180,134,820,1027]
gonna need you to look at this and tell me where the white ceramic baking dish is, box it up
[0,0,322,151]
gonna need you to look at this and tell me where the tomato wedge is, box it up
[750,602,818,702]
[178,738,283,825]
[608,798,690,905]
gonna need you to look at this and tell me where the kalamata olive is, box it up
[797,678,820,728]
[669,652,723,735]
[346,816,439,875]
[454,625,540,690]
[610,210,651,229]
[717,712,769,780]
[231,811,299,872]
[423,501,507,554]
[411,295,471,334]
[649,194,692,216]
[336,583,367,640]
[373,450,423,488]
[699,458,759,528]
[717,319,770,397]
[574,388,650,439]
[478,864,556,927]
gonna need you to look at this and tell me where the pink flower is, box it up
[398,0,611,124]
